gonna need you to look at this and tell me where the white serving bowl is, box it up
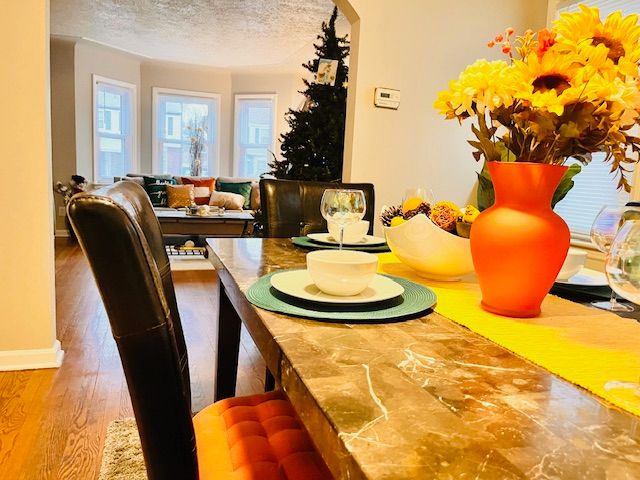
[384,214,474,281]
[556,247,587,280]
[306,249,378,296]
[327,219,369,244]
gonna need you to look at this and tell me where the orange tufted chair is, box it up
[68,181,332,480]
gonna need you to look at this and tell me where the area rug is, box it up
[99,418,147,480]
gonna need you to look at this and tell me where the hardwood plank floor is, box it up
[0,239,264,479]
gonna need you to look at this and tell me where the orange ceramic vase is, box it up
[470,162,570,317]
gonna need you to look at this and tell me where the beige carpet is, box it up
[99,418,147,480]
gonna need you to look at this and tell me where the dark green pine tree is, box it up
[269,7,349,182]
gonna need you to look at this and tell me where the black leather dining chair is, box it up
[259,179,375,238]
[67,181,331,480]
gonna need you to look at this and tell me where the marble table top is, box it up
[207,237,640,480]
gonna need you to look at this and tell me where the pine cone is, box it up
[403,202,431,220]
[380,205,403,227]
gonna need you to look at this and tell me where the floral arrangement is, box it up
[187,119,207,176]
[380,197,479,238]
[54,175,87,204]
[433,5,640,192]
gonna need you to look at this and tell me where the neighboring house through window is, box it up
[551,0,640,241]
[152,87,220,176]
[93,75,137,183]
[234,94,277,178]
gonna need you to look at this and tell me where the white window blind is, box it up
[552,0,638,238]
[234,95,277,178]
[93,76,136,183]
[153,88,219,176]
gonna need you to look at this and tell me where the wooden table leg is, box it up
[264,369,275,392]
[215,283,242,401]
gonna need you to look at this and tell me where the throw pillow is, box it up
[143,176,177,207]
[181,177,216,205]
[209,191,245,210]
[166,184,195,208]
[217,181,252,209]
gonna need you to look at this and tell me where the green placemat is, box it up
[246,269,436,323]
[292,236,390,252]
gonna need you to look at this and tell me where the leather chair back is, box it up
[67,181,197,480]
[259,179,376,238]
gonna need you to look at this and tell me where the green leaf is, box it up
[551,164,581,208]
[477,161,495,211]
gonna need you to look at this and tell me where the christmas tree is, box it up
[269,7,349,182]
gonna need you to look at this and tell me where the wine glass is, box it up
[320,189,366,250]
[606,220,640,306]
[590,206,634,312]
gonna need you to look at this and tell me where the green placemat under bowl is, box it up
[292,236,390,252]
[246,269,436,323]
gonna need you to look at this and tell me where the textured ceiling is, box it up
[50,0,349,68]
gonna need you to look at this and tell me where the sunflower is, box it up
[433,59,515,119]
[511,51,581,115]
[554,5,640,76]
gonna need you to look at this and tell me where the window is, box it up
[551,0,639,239]
[152,88,220,176]
[93,76,136,183]
[234,94,277,178]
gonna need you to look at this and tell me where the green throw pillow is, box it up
[143,176,177,207]
[217,181,252,209]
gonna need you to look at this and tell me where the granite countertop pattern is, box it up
[207,238,640,480]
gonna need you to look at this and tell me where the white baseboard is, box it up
[55,229,70,238]
[0,340,64,371]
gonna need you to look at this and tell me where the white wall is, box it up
[0,0,63,370]
[337,0,548,232]
[74,40,142,180]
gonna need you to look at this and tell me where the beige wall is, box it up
[50,37,76,231]
[337,0,548,233]
[74,40,142,180]
[140,61,232,174]
[0,0,62,367]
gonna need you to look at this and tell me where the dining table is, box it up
[206,237,640,479]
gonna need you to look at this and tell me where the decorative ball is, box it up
[402,197,424,214]
[430,204,459,232]
[390,216,407,227]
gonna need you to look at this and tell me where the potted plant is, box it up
[433,4,640,317]
[54,175,87,241]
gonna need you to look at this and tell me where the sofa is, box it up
[116,174,260,239]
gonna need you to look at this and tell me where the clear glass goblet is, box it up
[320,189,366,250]
[606,219,640,306]
[590,206,634,312]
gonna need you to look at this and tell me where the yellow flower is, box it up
[511,51,580,115]
[433,59,515,118]
[554,5,640,76]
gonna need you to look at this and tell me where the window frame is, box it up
[546,0,640,249]
[92,74,138,184]
[151,87,221,176]
[233,93,278,177]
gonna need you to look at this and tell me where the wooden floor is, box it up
[0,239,264,479]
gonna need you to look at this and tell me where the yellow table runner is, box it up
[377,252,640,417]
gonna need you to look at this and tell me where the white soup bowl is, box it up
[556,247,587,280]
[306,249,378,296]
[327,220,369,244]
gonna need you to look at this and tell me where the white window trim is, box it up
[92,74,138,183]
[233,93,278,177]
[152,87,221,175]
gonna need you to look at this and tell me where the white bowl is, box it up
[327,219,369,244]
[384,214,474,281]
[306,249,378,296]
[556,247,587,280]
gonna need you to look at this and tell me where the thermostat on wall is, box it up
[374,87,400,109]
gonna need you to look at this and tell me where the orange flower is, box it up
[506,27,514,36]
[536,29,556,58]
[495,33,504,42]
[502,43,512,54]
[487,40,495,48]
